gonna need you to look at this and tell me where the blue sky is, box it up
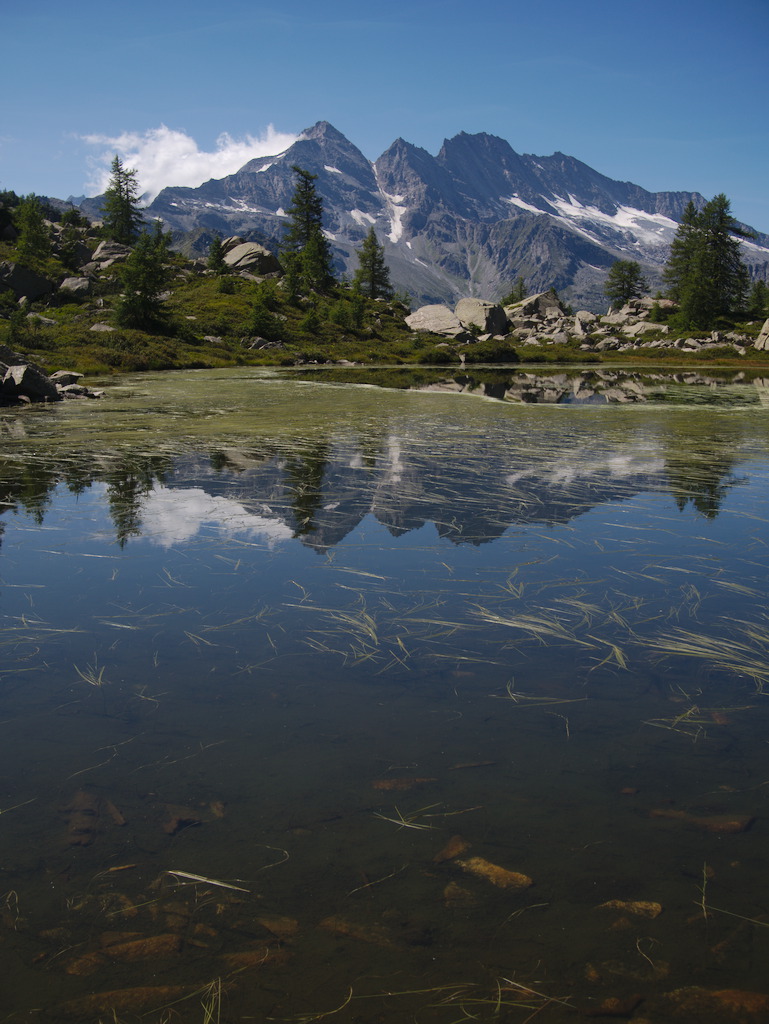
[2,0,767,231]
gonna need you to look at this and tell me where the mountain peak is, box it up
[300,121,350,144]
[136,122,768,312]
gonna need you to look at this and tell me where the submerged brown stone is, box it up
[650,808,754,834]
[659,986,769,1020]
[455,856,533,889]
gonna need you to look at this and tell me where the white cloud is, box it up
[82,124,300,203]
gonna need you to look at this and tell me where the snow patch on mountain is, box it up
[381,192,408,243]
[505,196,547,215]
[550,197,678,248]
[351,209,376,227]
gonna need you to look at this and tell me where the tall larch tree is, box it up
[663,200,701,303]
[102,155,143,245]
[115,220,172,330]
[281,166,334,294]
[353,227,392,299]
[665,194,750,329]
[15,194,51,264]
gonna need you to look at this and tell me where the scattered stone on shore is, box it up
[1,343,103,405]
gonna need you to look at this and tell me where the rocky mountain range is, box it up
[78,121,769,311]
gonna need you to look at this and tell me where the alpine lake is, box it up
[2,364,769,1024]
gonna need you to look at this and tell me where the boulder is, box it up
[572,312,597,337]
[2,364,61,403]
[88,240,132,268]
[0,261,56,301]
[622,321,669,337]
[58,383,95,398]
[753,317,769,351]
[60,276,91,297]
[505,289,564,319]
[221,236,246,254]
[50,370,84,387]
[222,242,282,275]
[455,298,508,336]
[405,304,467,338]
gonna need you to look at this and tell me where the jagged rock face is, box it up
[131,121,769,312]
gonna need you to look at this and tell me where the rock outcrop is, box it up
[405,291,760,354]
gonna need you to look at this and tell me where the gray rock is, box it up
[50,370,84,386]
[405,305,467,337]
[622,321,668,337]
[505,289,565,319]
[753,317,769,351]
[2,364,61,403]
[222,242,282,275]
[58,383,94,398]
[89,240,132,267]
[455,298,508,336]
[0,261,56,301]
[90,323,117,332]
[60,276,91,296]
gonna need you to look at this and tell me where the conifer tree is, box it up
[663,200,701,303]
[501,276,526,305]
[282,166,334,293]
[353,227,392,299]
[207,234,227,274]
[747,279,769,318]
[604,259,648,308]
[15,194,51,264]
[115,220,171,330]
[668,194,750,329]
[102,155,143,245]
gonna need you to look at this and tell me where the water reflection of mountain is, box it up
[160,440,667,549]
[0,415,747,550]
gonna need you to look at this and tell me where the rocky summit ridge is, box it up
[81,121,769,312]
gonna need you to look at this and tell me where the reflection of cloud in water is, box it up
[141,486,293,548]
[507,450,665,488]
[384,438,404,483]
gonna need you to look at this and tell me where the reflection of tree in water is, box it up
[0,457,58,526]
[0,451,173,549]
[663,424,743,519]
[62,457,96,497]
[284,442,329,536]
[102,454,171,547]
